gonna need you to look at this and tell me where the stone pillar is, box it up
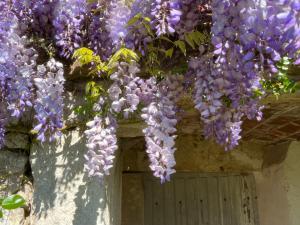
[255,141,300,225]
[30,129,122,225]
[284,141,300,225]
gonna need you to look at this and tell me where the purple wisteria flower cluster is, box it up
[30,0,60,38]
[209,0,263,149]
[0,1,38,146]
[84,61,145,180]
[151,0,182,36]
[11,0,33,34]
[108,61,141,117]
[190,54,224,137]
[87,1,114,60]
[53,0,87,58]
[141,75,184,182]
[106,1,131,47]
[193,0,300,149]
[125,0,153,53]
[33,58,65,142]
[84,114,118,181]
[0,103,7,147]
[259,1,300,67]
[5,37,38,119]
[175,0,211,37]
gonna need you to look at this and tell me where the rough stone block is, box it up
[4,132,30,150]
[0,150,28,175]
[30,129,122,225]
[0,150,28,193]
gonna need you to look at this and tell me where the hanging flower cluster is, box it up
[0,104,6,147]
[84,114,118,181]
[108,61,141,117]
[106,1,131,46]
[125,0,153,53]
[199,0,300,149]
[151,0,182,36]
[142,75,184,182]
[175,0,211,37]
[33,59,65,142]
[53,0,87,58]
[87,1,114,60]
[0,3,37,118]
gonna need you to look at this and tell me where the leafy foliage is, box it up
[0,194,26,219]
[73,47,140,76]
[1,195,26,210]
[263,57,298,97]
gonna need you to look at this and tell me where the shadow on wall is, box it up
[72,175,107,225]
[30,139,58,219]
[30,129,119,225]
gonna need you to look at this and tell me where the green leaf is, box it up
[159,36,174,44]
[252,88,264,98]
[185,33,195,49]
[143,16,151,23]
[73,47,93,61]
[30,129,38,135]
[282,60,290,65]
[165,48,174,58]
[143,22,154,37]
[2,194,26,210]
[127,13,142,26]
[72,47,101,69]
[281,66,289,70]
[85,82,103,98]
[87,0,97,3]
[108,48,139,67]
[74,105,84,116]
[189,31,208,46]
[174,40,186,56]
[171,62,188,74]
[0,209,3,219]
[85,81,95,95]
[0,197,4,205]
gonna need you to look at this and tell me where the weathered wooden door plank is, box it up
[197,177,209,225]
[144,178,153,225]
[228,175,242,225]
[219,176,232,225]
[143,173,259,225]
[186,178,199,225]
[164,181,176,225]
[207,176,221,225]
[152,180,164,225]
[175,178,188,225]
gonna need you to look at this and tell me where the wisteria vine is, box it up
[0,0,299,183]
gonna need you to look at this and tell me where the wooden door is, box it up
[144,173,259,225]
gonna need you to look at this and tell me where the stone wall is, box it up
[255,141,300,225]
[30,129,122,225]
[285,142,300,225]
[0,130,31,225]
[121,136,265,174]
